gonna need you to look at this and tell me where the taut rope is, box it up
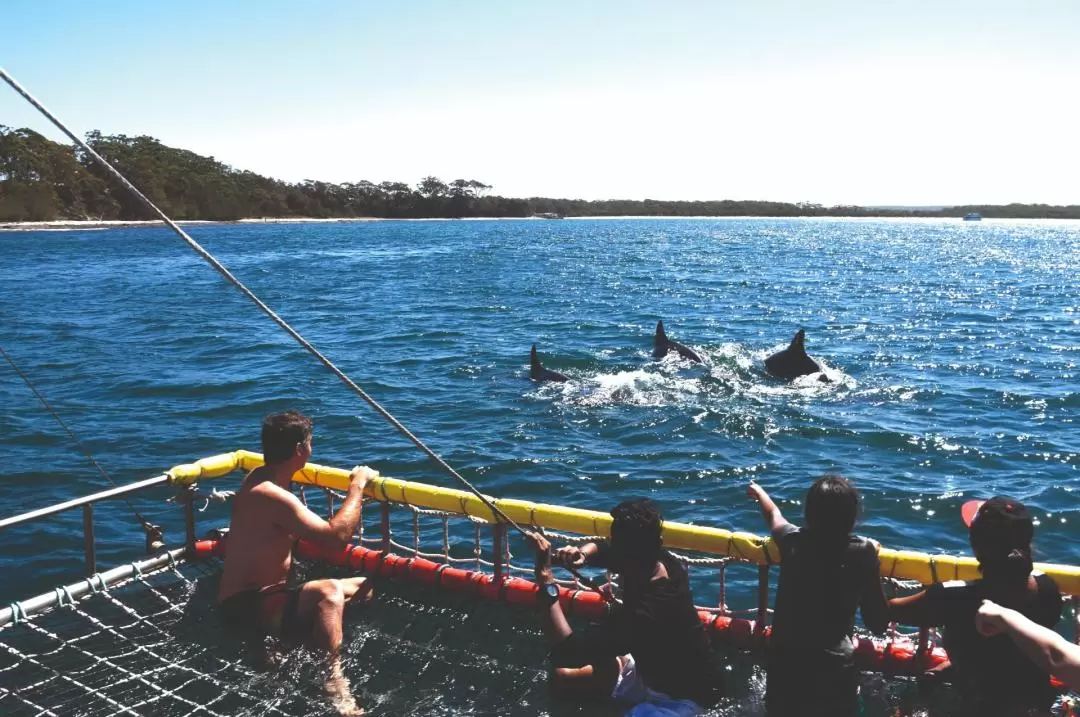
[0,345,159,536]
[0,67,607,594]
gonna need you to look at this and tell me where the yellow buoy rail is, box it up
[168,451,1080,596]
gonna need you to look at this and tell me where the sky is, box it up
[2,0,1078,206]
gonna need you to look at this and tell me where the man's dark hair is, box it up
[804,474,859,540]
[609,498,664,569]
[261,410,313,463]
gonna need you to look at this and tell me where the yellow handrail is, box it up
[168,451,1080,595]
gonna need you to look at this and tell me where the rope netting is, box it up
[310,486,934,630]
[0,558,319,717]
[2,483,1077,717]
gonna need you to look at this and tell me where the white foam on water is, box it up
[573,368,704,407]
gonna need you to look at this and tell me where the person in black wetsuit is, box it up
[524,499,723,715]
[889,496,1062,715]
[747,476,889,717]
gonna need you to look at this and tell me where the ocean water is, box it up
[1,217,1078,714]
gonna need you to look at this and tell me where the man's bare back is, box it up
[216,411,377,716]
[218,466,308,602]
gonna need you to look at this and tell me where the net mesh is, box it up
[2,485,1076,717]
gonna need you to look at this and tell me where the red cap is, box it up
[961,497,1033,542]
[961,499,983,527]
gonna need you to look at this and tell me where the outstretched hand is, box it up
[747,481,767,502]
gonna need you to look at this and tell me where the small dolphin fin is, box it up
[530,344,568,382]
[788,329,807,353]
[656,320,667,340]
[530,344,542,377]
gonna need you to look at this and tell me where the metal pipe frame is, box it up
[0,546,189,628]
[0,474,169,530]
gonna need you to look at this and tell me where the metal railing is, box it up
[0,473,179,576]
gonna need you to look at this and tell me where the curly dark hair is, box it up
[261,410,313,463]
[610,498,664,568]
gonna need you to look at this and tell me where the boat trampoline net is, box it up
[0,487,1073,717]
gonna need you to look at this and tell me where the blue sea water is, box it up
[1,217,1079,713]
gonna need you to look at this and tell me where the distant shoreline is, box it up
[4,215,1080,232]
[0,217,381,231]
[6,127,1079,226]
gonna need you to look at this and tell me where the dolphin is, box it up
[764,329,830,382]
[530,345,569,383]
[653,321,705,364]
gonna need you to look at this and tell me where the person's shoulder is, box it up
[775,522,801,541]
[848,534,872,549]
[1033,571,1060,596]
[848,534,880,557]
[774,523,801,554]
[656,550,691,587]
[930,579,979,605]
[247,477,299,506]
[1032,572,1063,624]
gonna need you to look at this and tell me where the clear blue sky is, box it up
[3,0,1078,205]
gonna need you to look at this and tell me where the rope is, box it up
[0,66,530,540]
[0,344,158,536]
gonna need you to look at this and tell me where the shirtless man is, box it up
[217,410,377,716]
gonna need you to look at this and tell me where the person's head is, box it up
[261,410,313,465]
[963,496,1034,584]
[804,474,859,541]
[608,498,664,577]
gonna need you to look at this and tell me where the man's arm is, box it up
[977,600,1080,691]
[267,466,377,548]
[746,482,791,540]
[554,541,601,569]
[888,587,939,628]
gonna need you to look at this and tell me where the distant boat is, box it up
[963,212,982,221]
[532,212,564,219]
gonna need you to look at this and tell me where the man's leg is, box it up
[291,579,363,716]
[340,576,375,606]
[292,579,347,652]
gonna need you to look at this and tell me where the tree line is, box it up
[2,125,1079,222]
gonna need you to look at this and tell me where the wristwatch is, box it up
[538,582,560,606]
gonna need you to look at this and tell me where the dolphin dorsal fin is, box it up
[656,320,667,340]
[789,329,807,352]
[531,344,541,370]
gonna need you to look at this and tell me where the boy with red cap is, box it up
[889,496,1062,714]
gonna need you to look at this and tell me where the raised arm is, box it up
[268,465,378,549]
[977,600,1080,691]
[747,481,792,540]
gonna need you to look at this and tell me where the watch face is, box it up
[546,583,560,600]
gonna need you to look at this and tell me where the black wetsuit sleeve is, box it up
[775,523,798,542]
[775,523,799,559]
[588,540,613,570]
[1035,574,1063,628]
[858,542,889,634]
